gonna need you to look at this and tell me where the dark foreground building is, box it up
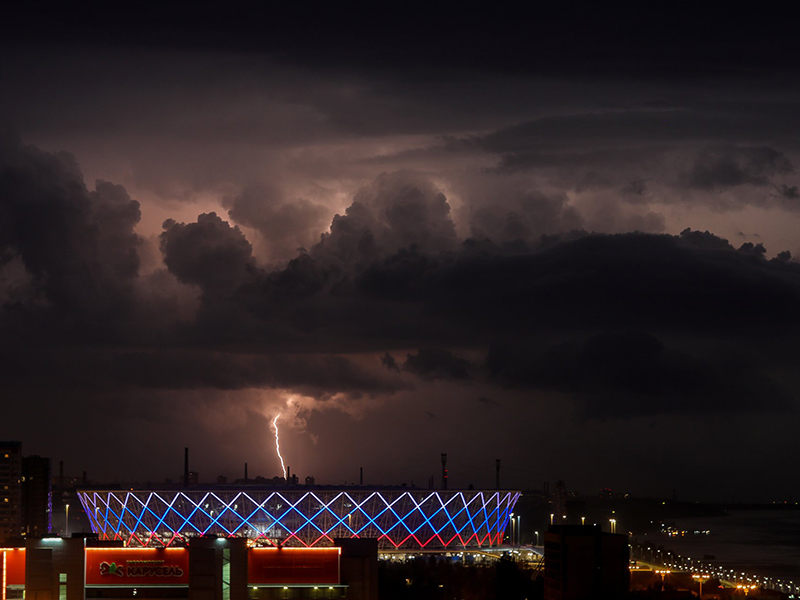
[1,536,377,600]
[0,442,23,543]
[544,524,629,600]
[0,443,52,543]
[22,456,52,538]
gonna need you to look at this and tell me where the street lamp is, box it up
[692,574,710,598]
[510,513,514,546]
[517,515,521,546]
[656,569,670,589]
[535,531,539,546]
[65,503,69,537]
[737,584,757,596]
[609,518,616,534]
[550,513,554,525]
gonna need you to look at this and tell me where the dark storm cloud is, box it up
[575,172,612,193]
[621,179,648,199]
[0,140,406,397]
[0,347,407,396]
[311,171,458,268]
[160,212,256,294]
[4,12,800,253]
[401,348,473,382]
[490,147,651,174]
[481,105,800,157]
[4,0,800,500]
[145,175,800,417]
[468,191,583,244]
[476,109,800,213]
[676,228,735,251]
[224,187,330,258]
[349,229,800,342]
[679,146,794,191]
[486,331,792,419]
[737,242,767,256]
[380,353,400,372]
[3,141,800,421]
[776,184,800,200]
[0,136,141,338]
[5,2,800,78]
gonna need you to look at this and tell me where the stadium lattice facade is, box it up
[77,488,520,550]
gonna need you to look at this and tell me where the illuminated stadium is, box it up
[77,488,521,550]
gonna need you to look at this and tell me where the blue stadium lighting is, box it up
[78,489,520,549]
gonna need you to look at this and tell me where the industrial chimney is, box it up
[441,453,448,490]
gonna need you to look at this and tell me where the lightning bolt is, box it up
[271,414,287,478]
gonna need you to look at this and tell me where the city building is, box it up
[1,444,54,543]
[22,456,52,538]
[0,442,23,544]
[544,524,629,600]
[0,536,377,600]
[77,487,520,550]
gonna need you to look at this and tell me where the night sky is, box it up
[2,4,800,502]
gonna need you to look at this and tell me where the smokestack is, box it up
[286,466,290,482]
[82,471,87,486]
[59,461,64,489]
[496,459,500,490]
[441,453,448,490]
[244,462,248,482]
[184,447,189,488]
[360,467,363,486]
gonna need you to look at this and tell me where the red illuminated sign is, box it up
[85,549,189,586]
[2,549,25,587]
[248,548,340,585]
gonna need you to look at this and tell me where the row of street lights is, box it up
[512,513,613,547]
[548,513,606,529]
[636,543,800,595]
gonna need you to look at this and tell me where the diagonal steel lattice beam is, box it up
[77,489,520,549]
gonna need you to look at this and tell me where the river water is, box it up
[635,509,800,583]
